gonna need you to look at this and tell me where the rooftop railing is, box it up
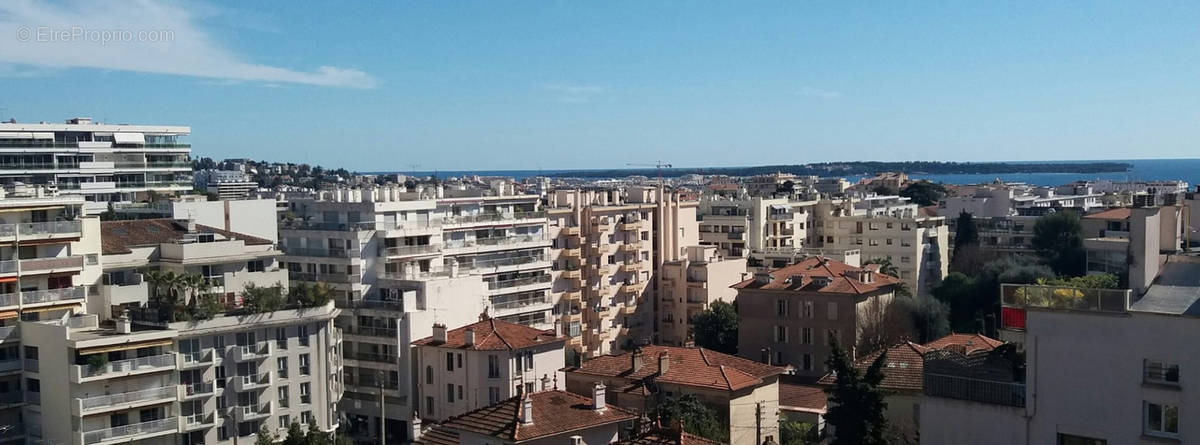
[924,373,1026,407]
[82,417,177,445]
[75,353,175,379]
[487,274,552,290]
[444,211,546,225]
[78,386,175,412]
[21,286,85,305]
[284,247,356,258]
[1000,283,1131,313]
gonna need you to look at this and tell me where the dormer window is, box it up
[197,233,215,243]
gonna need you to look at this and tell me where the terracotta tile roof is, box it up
[417,425,459,445]
[815,333,1005,391]
[1083,208,1131,220]
[412,318,564,351]
[732,257,901,295]
[567,345,786,392]
[922,333,1003,355]
[778,383,827,412]
[438,390,636,443]
[618,428,727,445]
[919,205,939,217]
[100,218,273,255]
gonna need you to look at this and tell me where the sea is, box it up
[375,158,1200,188]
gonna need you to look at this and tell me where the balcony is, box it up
[380,244,442,258]
[349,351,398,364]
[619,242,643,253]
[179,413,216,432]
[0,391,22,408]
[232,342,272,361]
[618,263,640,273]
[923,373,1025,408]
[71,353,176,383]
[0,220,83,240]
[768,213,794,221]
[280,220,378,232]
[488,274,552,291]
[443,234,550,252]
[592,220,612,230]
[21,286,86,305]
[561,226,581,237]
[82,417,177,445]
[176,349,214,369]
[561,268,582,280]
[233,373,272,392]
[75,386,177,416]
[178,382,215,400]
[0,359,19,374]
[18,255,85,275]
[285,247,357,259]
[338,299,405,311]
[617,221,643,232]
[620,282,646,294]
[561,248,582,259]
[443,211,546,226]
[290,272,360,283]
[0,326,17,346]
[341,325,399,338]
[1000,284,1131,315]
[100,279,149,306]
[619,304,638,315]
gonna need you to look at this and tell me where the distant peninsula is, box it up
[546,161,1133,179]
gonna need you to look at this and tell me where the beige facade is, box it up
[698,196,817,259]
[657,246,746,346]
[545,187,698,359]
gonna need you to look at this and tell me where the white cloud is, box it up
[0,0,376,88]
[542,84,609,103]
[796,86,842,100]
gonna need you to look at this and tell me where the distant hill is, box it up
[544,161,1133,179]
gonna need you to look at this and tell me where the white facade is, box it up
[0,118,192,214]
[697,195,817,258]
[657,246,747,346]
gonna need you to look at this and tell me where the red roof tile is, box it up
[816,333,1004,391]
[922,333,1003,355]
[412,318,564,351]
[416,426,459,445]
[732,257,901,295]
[438,390,636,442]
[567,346,786,392]
[100,218,273,255]
[618,428,727,445]
[1083,208,1131,220]
[778,383,827,412]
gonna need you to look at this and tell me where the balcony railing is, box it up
[444,234,548,250]
[280,220,378,232]
[351,351,398,364]
[233,342,272,361]
[284,247,356,258]
[338,299,404,311]
[444,211,546,225]
[234,372,272,391]
[924,373,1026,407]
[491,294,549,311]
[78,386,176,412]
[83,417,177,445]
[381,244,442,257]
[74,353,175,380]
[235,403,272,422]
[21,286,86,305]
[487,274,552,290]
[20,256,85,273]
[180,382,215,398]
[290,272,360,283]
[461,253,549,271]
[1000,284,1131,314]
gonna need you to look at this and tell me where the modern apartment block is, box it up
[938,181,1104,218]
[0,117,192,214]
[657,246,746,346]
[733,257,902,378]
[411,319,565,422]
[697,195,817,258]
[811,196,948,296]
[544,187,699,360]
[1082,206,1185,285]
[278,185,551,442]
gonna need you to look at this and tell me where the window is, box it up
[277,357,288,379]
[900,256,911,263]
[298,326,309,346]
[248,260,265,273]
[276,328,287,349]
[802,328,813,345]
[801,301,814,319]
[1144,360,1180,386]
[447,384,455,403]
[278,415,290,429]
[827,302,838,320]
[218,426,229,441]
[446,352,454,371]
[1144,401,1179,437]
[301,411,313,425]
[886,238,893,245]
[488,387,500,404]
[300,383,311,404]
[278,387,289,408]
[426,366,433,384]
[213,335,226,350]
[775,326,788,343]
[802,353,812,371]
[215,366,226,389]
[457,353,463,368]
[488,355,500,378]
[1056,433,1107,445]
[426,396,435,415]
[775,351,784,365]
[776,299,789,317]
[299,354,310,375]
[457,385,463,400]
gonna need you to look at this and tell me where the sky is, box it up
[1,1,1198,172]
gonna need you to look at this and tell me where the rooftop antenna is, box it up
[407,164,420,179]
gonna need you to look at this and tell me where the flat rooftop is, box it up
[1130,256,1200,316]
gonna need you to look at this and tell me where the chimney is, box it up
[521,394,534,424]
[411,411,423,441]
[753,272,773,285]
[540,374,551,391]
[569,436,584,445]
[464,328,475,347]
[658,352,670,374]
[631,349,644,370]
[432,324,447,343]
[592,383,606,411]
[115,309,131,334]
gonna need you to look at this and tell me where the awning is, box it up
[20,302,81,314]
[78,338,173,356]
[0,206,72,213]
[112,132,145,145]
[31,132,54,140]
[0,133,33,140]
[0,311,17,319]
[0,277,17,284]
[770,204,789,210]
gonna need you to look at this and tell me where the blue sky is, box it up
[1,1,1198,172]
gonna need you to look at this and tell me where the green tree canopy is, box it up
[283,421,306,445]
[899,181,948,206]
[781,420,820,445]
[690,301,738,354]
[896,294,951,343]
[824,338,890,445]
[1032,211,1086,276]
[863,258,899,278]
[653,394,729,442]
[255,425,277,445]
[953,211,979,254]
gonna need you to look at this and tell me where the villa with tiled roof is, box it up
[421,387,637,445]
[563,345,785,445]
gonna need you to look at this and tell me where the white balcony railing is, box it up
[82,417,177,445]
[78,386,176,412]
[21,286,85,305]
[73,353,175,380]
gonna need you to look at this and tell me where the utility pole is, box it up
[755,401,762,445]
[377,370,386,445]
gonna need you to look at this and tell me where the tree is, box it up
[933,257,1053,335]
[863,258,899,278]
[1038,273,1119,289]
[290,282,333,308]
[896,295,951,343]
[952,211,979,256]
[1032,211,1086,276]
[654,394,728,442]
[242,282,287,313]
[690,301,738,354]
[824,338,890,445]
[255,425,277,445]
[898,181,947,206]
[780,420,819,445]
[871,184,898,196]
[306,420,330,445]
[283,421,306,445]
[855,298,913,355]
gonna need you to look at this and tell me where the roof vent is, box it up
[432,324,447,343]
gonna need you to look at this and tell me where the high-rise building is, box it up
[0,117,192,214]
[657,246,746,346]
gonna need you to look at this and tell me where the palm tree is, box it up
[863,258,900,278]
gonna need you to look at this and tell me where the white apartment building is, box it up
[657,246,746,346]
[939,181,1104,218]
[697,195,817,259]
[411,319,565,422]
[544,187,699,359]
[279,184,551,442]
[110,197,280,243]
[0,117,192,214]
[812,196,949,295]
[194,170,258,200]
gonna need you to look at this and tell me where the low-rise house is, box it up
[426,386,637,445]
[563,345,785,445]
[412,318,566,422]
[777,380,826,433]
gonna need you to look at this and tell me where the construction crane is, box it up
[626,161,672,189]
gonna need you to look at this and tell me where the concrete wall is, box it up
[920,396,1027,445]
[415,340,564,422]
[172,199,280,242]
[728,379,780,445]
